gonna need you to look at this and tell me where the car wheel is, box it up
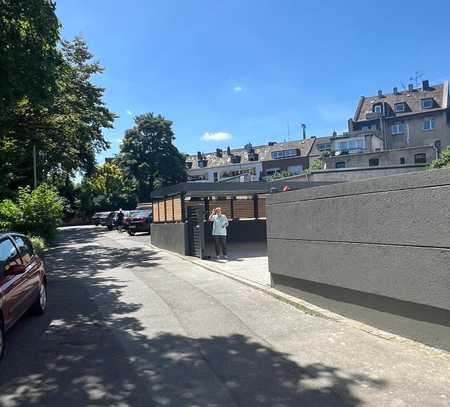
[128,231,135,236]
[30,282,47,316]
[95,223,99,226]
[0,319,4,362]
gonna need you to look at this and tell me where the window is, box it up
[422,98,433,109]
[423,117,436,131]
[271,149,300,159]
[394,103,405,113]
[369,158,379,167]
[414,153,427,164]
[336,139,364,152]
[373,105,382,113]
[400,157,406,165]
[13,236,33,266]
[288,165,303,175]
[0,238,21,276]
[197,159,207,168]
[265,169,280,176]
[317,143,331,151]
[361,125,373,131]
[335,162,346,169]
[391,122,404,135]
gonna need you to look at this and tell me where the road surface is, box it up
[1,226,449,407]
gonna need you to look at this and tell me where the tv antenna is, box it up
[409,71,424,88]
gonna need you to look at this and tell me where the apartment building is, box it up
[315,80,449,169]
[186,139,315,182]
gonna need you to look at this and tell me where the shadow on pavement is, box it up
[0,227,386,406]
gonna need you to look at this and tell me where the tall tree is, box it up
[429,146,450,169]
[0,0,60,128]
[0,36,115,197]
[119,113,187,201]
[79,162,137,215]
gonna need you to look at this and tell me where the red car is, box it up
[0,233,47,361]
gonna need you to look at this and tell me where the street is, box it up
[0,226,449,407]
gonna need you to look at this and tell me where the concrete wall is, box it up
[267,169,450,351]
[151,223,188,255]
[325,145,436,168]
[287,165,426,183]
[205,219,266,243]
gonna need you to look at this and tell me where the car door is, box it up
[0,238,27,330]
[13,235,40,307]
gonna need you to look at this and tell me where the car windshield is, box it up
[132,210,150,218]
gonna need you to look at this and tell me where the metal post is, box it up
[33,144,37,189]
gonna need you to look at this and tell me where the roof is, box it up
[186,139,315,170]
[353,81,449,122]
[309,137,332,157]
[151,180,337,199]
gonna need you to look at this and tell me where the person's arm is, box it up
[223,215,229,228]
[208,211,216,221]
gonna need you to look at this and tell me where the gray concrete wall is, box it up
[267,169,450,350]
[151,223,188,255]
[205,219,267,243]
[287,165,426,183]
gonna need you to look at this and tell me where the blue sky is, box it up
[56,0,450,163]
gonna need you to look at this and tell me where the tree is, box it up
[79,162,137,215]
[429,146,450,169]
[0,35,115,198]
[119,113,187,201]
[0,0,60,130]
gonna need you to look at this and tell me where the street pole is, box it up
[33,144,37,189]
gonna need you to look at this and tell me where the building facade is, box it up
[185,139,315,182]
[314,80,449,169]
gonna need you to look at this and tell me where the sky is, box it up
[56,0,450,163]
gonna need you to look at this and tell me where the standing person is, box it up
[209,207,229,259]
[116,208,125,232]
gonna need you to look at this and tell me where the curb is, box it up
[146,242,450,358]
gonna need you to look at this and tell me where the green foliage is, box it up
[310,159,324,171]
[79,163,137,215]
[118,113,187,201]
[0,15,115,198]
[429,146,450,169]
[28,235,46,253]
[0,0,60,125]
[270,171,293,180]
[0,183,65,240]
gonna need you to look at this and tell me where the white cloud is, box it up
[233,86,243,92]
[125,109,133,116]
[201,132,232,141]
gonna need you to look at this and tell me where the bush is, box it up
[0,183,66,240]
[28,235,47,253]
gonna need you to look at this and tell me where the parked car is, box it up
[99,211,116,230]
[127,210,152,235]
[92,212,109,226]
[0,233,47,361]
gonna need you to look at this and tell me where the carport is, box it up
[150,181,332,265]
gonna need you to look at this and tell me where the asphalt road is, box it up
[0,226,449,407]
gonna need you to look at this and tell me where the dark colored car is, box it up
[127,210,152,235]
[92,212,109,226]
[0,233,47,361]
[99,211,116,230]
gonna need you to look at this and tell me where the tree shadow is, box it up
[0,227,386,406]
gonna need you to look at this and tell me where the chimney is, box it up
[422,80,430,90]
[226,146,231,156]
[378,90,383,97]
[301,123,306,140]
[216,148,222,157]
[393,87,398,95]
[408,84,414,92]
[197,151,202,160]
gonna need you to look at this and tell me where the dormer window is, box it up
[197,159,208,168]
[373,105,382,114]
[394,103,406,113]
[422,98,433,109]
